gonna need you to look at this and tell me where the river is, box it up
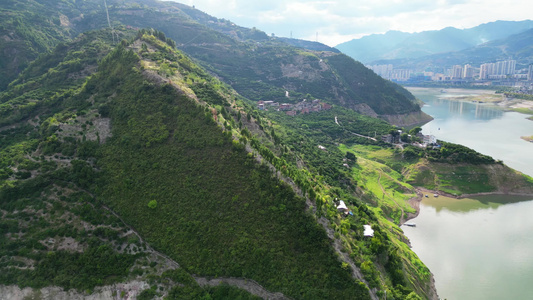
[403,87,533,300]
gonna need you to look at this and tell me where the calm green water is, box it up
[403,88,533,300]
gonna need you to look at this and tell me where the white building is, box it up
[368,64,393,79]
[479,60,516,79]
[363,225,374,237]
[451,65,463,79]
[423,135,437,145]
[391,69,411,81]
[463,64,474,79]
[337,200,348,211]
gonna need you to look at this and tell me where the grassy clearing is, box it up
[405,162,498,196]
[510,107,533,115]
[340,145,416,224]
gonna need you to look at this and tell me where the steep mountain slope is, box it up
[276,37,341,53]
[0,28,376,299]
[0,0,430,127]
[0,0,76,90]
[374,28,533,70]
[336,20,533,64]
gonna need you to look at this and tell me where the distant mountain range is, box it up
[372,27,533,70]
[336,20,533,64]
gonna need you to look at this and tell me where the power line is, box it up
[103,0,116,43]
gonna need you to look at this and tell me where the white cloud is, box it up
[172,0,533,46]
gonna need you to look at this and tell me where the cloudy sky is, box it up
[173,0,532,46]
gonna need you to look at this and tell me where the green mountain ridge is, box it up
[0,0,430,127]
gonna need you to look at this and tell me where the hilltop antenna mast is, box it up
[316,32,318,42]
[103,0,116,43]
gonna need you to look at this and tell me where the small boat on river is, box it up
[404,223,416,227]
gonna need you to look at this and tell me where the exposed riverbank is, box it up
[408,87,533,114]
[405,187,533,225]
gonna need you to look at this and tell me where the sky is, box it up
[172,0,533,46]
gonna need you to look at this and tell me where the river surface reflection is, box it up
[403,88,533,300]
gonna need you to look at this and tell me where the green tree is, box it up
[400,133,411,143]
[147,200,157,209]
[409,126,422,136]
[345,151,357,162]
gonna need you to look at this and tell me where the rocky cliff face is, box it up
[380,110,434,127]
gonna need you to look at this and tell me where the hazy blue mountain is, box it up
[372,28,533,70]
[336,20,533,63]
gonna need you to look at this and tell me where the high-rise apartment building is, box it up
[368,64,393,79]
[479,63,490,79]
[463,64,474,79]
[451,65,463,79]
[479,60,516,79]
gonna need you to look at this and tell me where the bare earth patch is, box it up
[0,281,150,300]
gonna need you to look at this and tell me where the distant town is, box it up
[257,99,332,116]
[368,60,533,93]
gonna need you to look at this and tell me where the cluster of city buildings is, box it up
[257,99,332,116]
[367,64,412,81]
[367,61,533,87]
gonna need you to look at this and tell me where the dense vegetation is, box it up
[93,40,371,299]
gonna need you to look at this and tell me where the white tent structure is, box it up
[363,225,374,237]
[337,200,348,211]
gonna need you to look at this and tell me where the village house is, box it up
[279,103,292,110]
[423,135,437,145]
[286,111,297,116]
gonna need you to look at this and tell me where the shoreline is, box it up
[521,136,533,142]
[402,187,533,225]
[408,86,533,113]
